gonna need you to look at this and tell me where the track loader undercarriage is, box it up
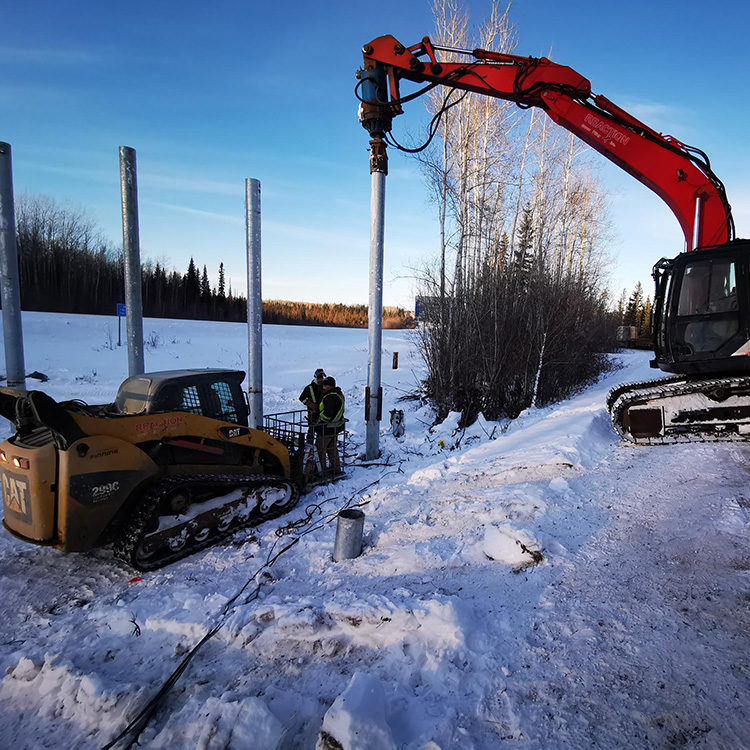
[608,375,750,444]
[113,473,299,570]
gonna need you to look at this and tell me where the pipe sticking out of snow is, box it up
[365,148,387,460]
[0,142,25,389]
[245,178,263,428]
[333,509,365,561]
[118,146,145,377]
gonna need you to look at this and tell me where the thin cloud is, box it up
[263,219,361,248]
[0,46,98,65]
[146,201,242,224]
[21,161,111,184]
[140,172,243,197]
[388,166,422,182]
[613,98,696,137]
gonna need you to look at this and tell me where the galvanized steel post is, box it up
[118,146,145,376]
[0,143,26,389]
[365,137,387,460]
[245,178,263,429]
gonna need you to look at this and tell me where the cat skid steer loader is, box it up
[0,369,326,570]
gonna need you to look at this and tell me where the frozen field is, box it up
[0,311,747,749]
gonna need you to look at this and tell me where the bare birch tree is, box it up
[412,0,616,424]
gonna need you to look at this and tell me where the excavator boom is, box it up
[361,34,733,250]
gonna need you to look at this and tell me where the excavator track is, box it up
[113,473,299,571]
[608,374,750,444]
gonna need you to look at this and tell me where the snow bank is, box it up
[481,523,542,568]
[318,673,395,750]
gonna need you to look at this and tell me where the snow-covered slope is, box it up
[0,312,747,749]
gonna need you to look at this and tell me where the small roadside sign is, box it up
[116,303,126,346]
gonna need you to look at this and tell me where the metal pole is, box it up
[0,143,25,389]
[119,146,145,376]
[365,138,387,459]
[245,178,263,429]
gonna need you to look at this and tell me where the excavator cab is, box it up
[652,240,750,376]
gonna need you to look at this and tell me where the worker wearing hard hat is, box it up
[315,376,345,475]
[299,368,326,439]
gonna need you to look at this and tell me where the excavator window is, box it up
[674,258,740,355]
[677,260,737,316]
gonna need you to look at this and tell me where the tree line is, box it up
[414,0,617,424]
[616,281,653,338]
[10,194,414,328]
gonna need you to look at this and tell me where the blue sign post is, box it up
[116,303,126,346]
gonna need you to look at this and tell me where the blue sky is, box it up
[3,0,748,309]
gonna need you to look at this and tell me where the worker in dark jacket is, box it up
[315,376,345,475]
[299,368,326,438]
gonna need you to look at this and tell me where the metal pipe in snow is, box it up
[245,178,263,429]
[333,509,365,561]
[0,143,25,389]
[365,168,386,460]
[118,146,145,377]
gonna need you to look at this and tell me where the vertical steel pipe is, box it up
[333,509,365,561]
[118,146,145,376]
[365,139,387,460]
[0,143,25,389]
[245,178,263,429]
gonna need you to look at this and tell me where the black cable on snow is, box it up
[102,469,395,749]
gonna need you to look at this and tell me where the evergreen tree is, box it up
[514,204,534,276]
[200,265,211,301]
[218,262,226,299]
[184,257,200,317]
[639,295,652,337]
[623,282,643,326]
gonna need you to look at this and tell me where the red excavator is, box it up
[358,35,749,443]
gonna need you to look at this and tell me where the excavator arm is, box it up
[359,34,733,250]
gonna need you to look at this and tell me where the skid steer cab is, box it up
[0,369,342,570]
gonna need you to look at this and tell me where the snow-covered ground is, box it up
[0,312,748,749]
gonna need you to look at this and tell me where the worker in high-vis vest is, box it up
[299,368,326,441]
[314,376,345,475]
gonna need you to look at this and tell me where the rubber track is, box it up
[112,473,299,571]
[605,374,686,413]
[608,374,750,444]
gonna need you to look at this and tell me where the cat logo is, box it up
[2,473,31,523]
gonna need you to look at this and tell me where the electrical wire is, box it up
[101,470,395,750]
[385,88,468,154]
